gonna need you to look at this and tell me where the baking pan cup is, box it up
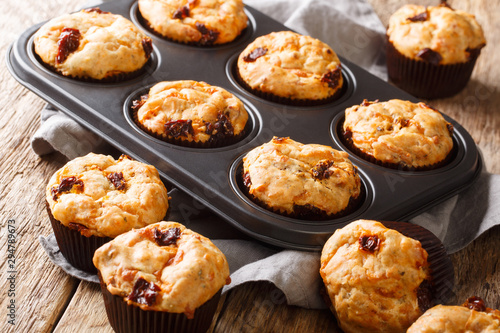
[99,274,221,333]
[337,115,457,172]
[7,0,482,251]
[46,201,112,274]
[386,38,481,100]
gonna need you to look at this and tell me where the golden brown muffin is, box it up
[320,220,432,333]
[133,80,248,146]
[242,137,361,219]
[138,0,247,45]
[343,99,454,169]
[46,153,169,238]
[386,3,486,99]
[34,8,153,81]
[387,4,485,65]
[237,31,343,104]
[407,297,500,333]
[93,221,230,331]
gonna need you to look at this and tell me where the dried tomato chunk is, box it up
[142,38,153,58]
[272,137,288,144]
[132,94,149,111]
[358,235,380,252]
[207,113,234,142]
[153,227,181,246]
[320,65,342,89]
[107,172,126,191]
[84,7,109,14]
[243,47,268,62]
[417,48,442,65]
[127,278,161,306]
[242,172,251,188]
[56,27,81,64]
[361,99,379,107]
[51,176,84,201]
[195,23,219,45]
[416,279,434,312]
[463,296,487,312]
[311,161,335,180]
[164,119,194,138]
[407,11,428,22]
[173,5,190,19]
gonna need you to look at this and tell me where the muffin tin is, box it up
[7,0,481,250]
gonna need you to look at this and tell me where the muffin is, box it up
[242,137,361,219]
[386,2,486,99]
[138,0,247,45]
[46,153,169,273]
[320,219,432,333]
[237,31,343,105]
[33,7,153,81]
[93,221,231,333]
[342,99,454,170]
[133,80,249,147]
[407,296,500,332]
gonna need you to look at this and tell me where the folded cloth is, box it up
[33,0,500,310]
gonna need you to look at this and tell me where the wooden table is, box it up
[1,0,499,332]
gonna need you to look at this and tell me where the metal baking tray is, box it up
[7,0,481,250]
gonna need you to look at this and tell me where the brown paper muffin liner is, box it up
[240,171,364,221]
[131,101,248,148]
[234,63,343,106]
[386,38,481,99]
[339,121,455,171]
[98,273,221,333]
[46,201,112,274]
[321,221,454,314]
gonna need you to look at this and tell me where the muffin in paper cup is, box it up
[241,137,362,220]
[237,31,344,106]
[407,296,500,332]
[137,0,248,46]
[386,2,485,99]
[320,219,454,333]
[342,99,454,171]
[93,221,231,333]
[33,8,153,83]
[132,80,249,148]
[45,153,169,274]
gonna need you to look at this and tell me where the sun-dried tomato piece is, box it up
[132,94,149,111]
[311,161,335,180]
[243,47,268,62]
[56,27,81,64]
[84,7,110,14]
[127,278,161,306]
[195,22,219,45]
[463,296,487,312]
[439,0,453,9]
[407,11,428,22]
[446,123,454,136]
[417,48,442,65]
[417,279,434,312]
[343,129,353,144]
[51,176,84,201]
[153,227,181,246]
[173,5,190,19]
[320,65,342,89]
[207,113,234,142]
[272,137,288,144]
[242,172,251,187]
[358,235,380,252]
[164,119,194,138]
[107,172,126,191]
[360,99,379,107]
[142,38,153,58]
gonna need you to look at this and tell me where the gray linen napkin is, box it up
[33,0,500,310]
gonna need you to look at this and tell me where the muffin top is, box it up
[407,297,500,333]
[387,4,486,65]
[46,153,169,238]
[320,219,431,333]
[93,221,230,317]
[242,137,361,217]
[343,99,454,169]
[138,0,247,45]
[237,31,343,101]
[134,80,248,144]
[34,8,153,80]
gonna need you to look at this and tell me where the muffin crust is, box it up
[46,153,169,238]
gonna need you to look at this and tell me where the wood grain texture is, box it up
[0,0,498,332]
